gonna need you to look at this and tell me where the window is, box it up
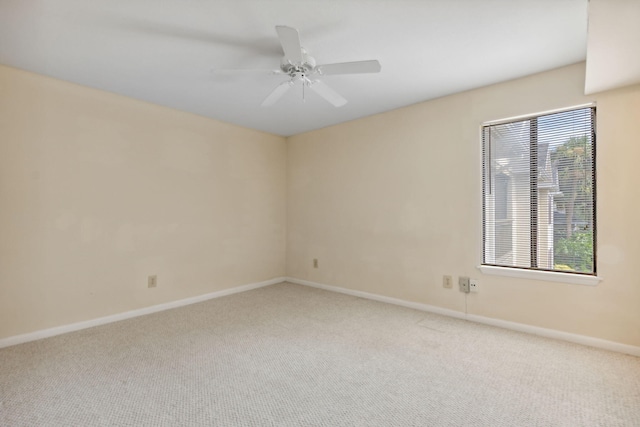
[482,106,596,277]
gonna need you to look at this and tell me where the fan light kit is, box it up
[215,26,381,107]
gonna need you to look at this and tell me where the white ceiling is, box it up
[0,0,588,136]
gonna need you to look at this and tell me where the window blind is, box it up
[482,107,596,275]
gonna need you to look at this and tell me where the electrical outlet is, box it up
[148,275,157,288]
[459,276,470,293]
[443,275,453,289]
[470,279,479,293]
[313,259,318,268]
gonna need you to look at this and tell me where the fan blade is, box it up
[276,26,303,64]
[316,60,381,75]
[308,80,347,107]
[262,80,294,107]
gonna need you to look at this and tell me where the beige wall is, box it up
[0,65,287,339]
[3,61,639,349]
[287,62,640,347]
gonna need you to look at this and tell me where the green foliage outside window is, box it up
[554,231,593,273]
[551,135,594,273]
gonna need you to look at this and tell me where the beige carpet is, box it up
[1,282,639,426]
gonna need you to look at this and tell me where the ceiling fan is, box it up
[216,26,381,107]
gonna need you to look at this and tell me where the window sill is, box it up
[477,265,602,286]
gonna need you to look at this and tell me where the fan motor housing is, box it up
[280,49,316,76]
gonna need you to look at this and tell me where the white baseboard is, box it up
[0,277,285,349]
[286,277,640,358]
[287,277,467,320]
[5,276,638,358]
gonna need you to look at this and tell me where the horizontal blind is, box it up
[482,107,596,275]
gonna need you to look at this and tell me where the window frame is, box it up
[478,104,601,286]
